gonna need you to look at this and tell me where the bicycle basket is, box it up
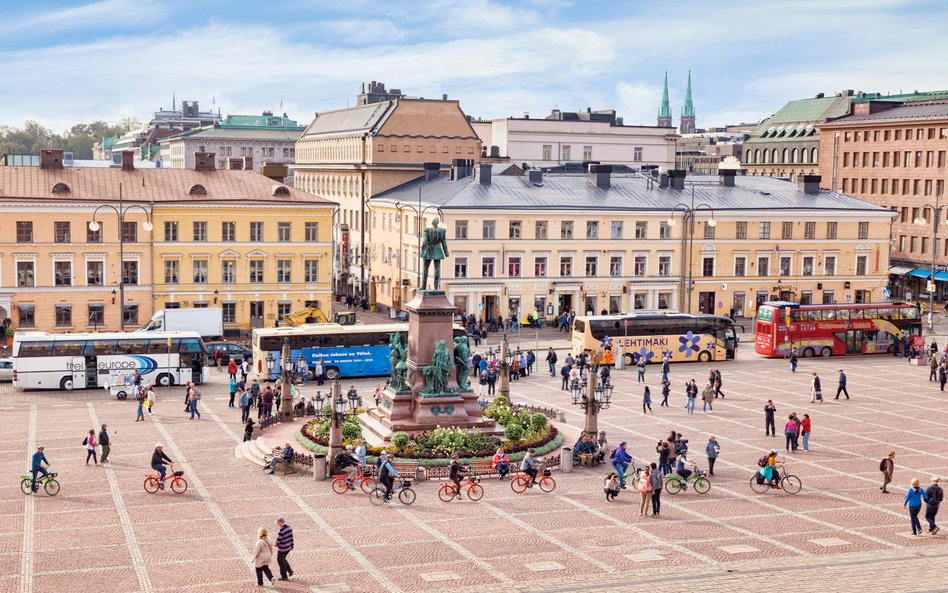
[172,471,184,477]
[543,468,552,477]
[48,473,57,478]
[401,480,412,488]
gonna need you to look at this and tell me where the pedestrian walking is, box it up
[636,357,647,382]
[940,363,947,392]
[546,347,557,376]
[880,451,896,493]
[801,413,812,452]
[706,436,720,476]
[835,369,849,400]
[188,384,202,419]
[905,478,930,536]
[701,382,714,413]
[214,348,223,371]
[314,358,325,386]
[661,355,670,382]
[251,528,275,586]
[98,424,111,464]
[685,379,697,414]
[241,358,249,382]
[478,369,488,396]
[930,353,939,382]
[250,379,260,408]
[784,415,798,453]
[638,386,651,414]
[228,359,237,381]
[656,441,671,475]
[649,462,663,516]
[275,518,294,580]
[487,368,497,396]
[712,368,724,398]
[637,466,653,517]
[239,388,251,423]
[810,371,823,404]
[789,349,798,373]
[926,476,943,535]
[83,429,97,465]
[243,419,255,442]
[229,377,238,408]
[145,386,156,415]
[764,400,777,436]
[660,379,670,407]
[135,389,146,422]
[560,364,570,391]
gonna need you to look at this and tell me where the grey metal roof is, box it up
[825,101,948,125]
[371,172,892,213]
[300,101,394,137]
[161,128,303,142]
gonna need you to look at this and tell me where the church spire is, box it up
[680,71,696,133]
[657,71,672,128]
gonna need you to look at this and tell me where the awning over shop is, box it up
[888,265,915,275]
[935,271,948,282]
[907,269,933,279]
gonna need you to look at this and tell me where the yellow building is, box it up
[370,165,895,321]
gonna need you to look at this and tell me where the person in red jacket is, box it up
[801,414,812,452]
[228,359,238,380]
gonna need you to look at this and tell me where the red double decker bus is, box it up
[755,301,922,358]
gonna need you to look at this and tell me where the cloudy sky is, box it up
[1,0,946,133]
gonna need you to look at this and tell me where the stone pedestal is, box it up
[364,290,497,441]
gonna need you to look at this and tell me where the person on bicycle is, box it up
[760,449,779,488]
[675,450,693,480]
[151,444,173,489]
[521,449,539,487]
[379,453,399,502]
[610,441,633,489]
[448,455,467,499]
[334,445,361,484]
[29,446,50,494]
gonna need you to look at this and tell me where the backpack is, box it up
[609,448,617,460]
[82,436,88,446]
[879,459,888,472]
[758,455,769,468]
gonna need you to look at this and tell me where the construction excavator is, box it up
[281,307,356,327]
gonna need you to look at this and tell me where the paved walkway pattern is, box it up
[3,352,948,593]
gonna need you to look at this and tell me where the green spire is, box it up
[658,71,671,119]
[682,71,694,117]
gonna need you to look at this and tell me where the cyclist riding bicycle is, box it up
[378,453,399,502]
[521,449,539,487]
[448,455,467,499]
[758,449,779,488]
[334,445,361,483]
[29,446,50,494]
[675,451,693,480]
[151,444,173,489]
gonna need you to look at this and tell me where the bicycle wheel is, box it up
[143,477,160,493]
[693,477,711,494]
[749,474,770,494]
[170,477,188,494]
[781,474,802,494]
[331,478,350,495]
[539,476,556,493]
[360,478,377,494]
[665,478,682,495]
[368,487,387,506]
[20,478,32,495]
[438,484,456,503]
[511,476,528,494]
[467,483,485,501]
[398,487,416,505]
[44,479,60,496]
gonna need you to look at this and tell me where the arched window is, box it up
[791,148,798,163]
[782,148,789,163]
[272,185,291,197]
[187,184,207,195]
[51,182,70,194]
[800,148,809,163]
[754,149,760,163]
[812,148,818,162]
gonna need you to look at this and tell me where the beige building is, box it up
[292,83,481,300]
[369,164,894,320]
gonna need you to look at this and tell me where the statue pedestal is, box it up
[364,290,498,442]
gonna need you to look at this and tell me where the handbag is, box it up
[815,390,823,401]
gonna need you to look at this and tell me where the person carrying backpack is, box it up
[610,442,633,489]
[925,476,943,535]
[880,451,896,493]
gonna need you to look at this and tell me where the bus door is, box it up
[845,330,862,354]
[71,358,88,389]
[179,363,193,385]
[724,328,739,359]
[84,353,97,388]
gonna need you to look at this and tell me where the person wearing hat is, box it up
[29,446,50,494]
[151,444,173,489]
[378,453,399,502]
[926,476,944,535]
[705,436,720,476]
[610,442,633,489]
[98,424,111,464]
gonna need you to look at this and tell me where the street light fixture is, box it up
[913,193,945,328]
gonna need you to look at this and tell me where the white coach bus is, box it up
[12,331,208,391]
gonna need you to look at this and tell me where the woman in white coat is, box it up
[251,527,275,586]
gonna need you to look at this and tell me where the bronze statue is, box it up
[422,339,453,395]
[421,216,449,291]
[388,332,408,391]
[453,336,471,392]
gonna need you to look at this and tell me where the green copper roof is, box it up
[682,71,694,118]
[223,114,302,128]
[851,89,948,103]
[658,72,671,119]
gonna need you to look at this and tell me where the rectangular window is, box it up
[193,221,207,242]
[122,221,136,243]
[534,256,547,277]
[18,304,35,328]
[509,220,522,239]
[535,221,548,239]
[802,256,814,276]
[610,256,623,277]
[303,222,319,242]
[758,222,770,239]
[54,221,70,243]
[825,255,836,276]
[826,222,837,239]
[657,292,671,310]
[658,255,671,276]
[481,256,495,277]
[633,146,643,162]
[16,221,32,243]
[192,260,207,284]
[163,260,179,284]
[122,261,138,285]
[222,303,236,324]
[298,259,316,283]
[87,304,104,327]
[482,221,495,239]
[856,255,867,276]
[804,222,815,240]
[54,261,71,286]
[221,260,236,283]
[703,223,715,240]
[164,222,178,242]
[560,256,572,277]
[734,256,746,277]
[87,261,103,286]
[55,304,72,327]
[779,256,791,276]
[507,256,521,277]
[17,262,34,287]
[455,220,468,239]
[659,221,670,239]
[736,221,747,239]
[277,259,292,282]
[757,256,769,276]
[558,144,570,161]
[634,221,648,239]
[611,221,623,240]
[585,256,598,276]
[123,304,138,326]
[454,257,468,279]
[250,222,263,242]
[222,221,236,242]
[249,260,264,283]
[87,223,101,243]
[781,222,792,240]
[278,222,291,242]
[561,221,573,239]
[277,302,292,318]
[858,221,869,239]
[583,146,593,160]
[586,221,599,239]
[634,255,648,276]
[542,145,552,160]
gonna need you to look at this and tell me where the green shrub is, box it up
[391,431,410,451]
[530,413,549,432]
[504,422,524,442]
[492,395,510,406]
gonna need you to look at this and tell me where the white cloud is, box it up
[615,81,662,126]
[0,0,163,35]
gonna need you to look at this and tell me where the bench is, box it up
[425,455,560,480]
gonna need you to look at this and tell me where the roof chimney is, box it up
[121,150,135,171]
[243,155,253,171]
[478,163,492,186]
[659,173,669,189]
[527,170,543,186]
[423,162,440,181]
[719,169,736,187]
[193,152,216,172]
[588,163,612,190]
[40,149,64,170]
[228,157,243,170]
[799,174,821,195]
[451,159,474,181]
[668,169,686,190]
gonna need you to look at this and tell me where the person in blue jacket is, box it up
[29,446,50,494]
[610,441,633,489]
[905,478,930,535]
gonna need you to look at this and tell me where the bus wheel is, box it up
[116,391,127,400]
[802,347,815,358]
[887,343,896,354]
[698,351,712,362]
[156,373,172,387]
[325,367,340,380]
[60,376,74,391]
[820,347,832,357]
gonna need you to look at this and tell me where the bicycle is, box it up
[750,463,802,495]
[511,467,556,493]
[665,466,711,495]
[332,465,377,494]
[438,472,484,502]
[144,463,188,494]
[369,479,416,505]
[21,471,60,496]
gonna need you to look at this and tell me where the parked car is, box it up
[206,342,252,366]
[0,358,12,382]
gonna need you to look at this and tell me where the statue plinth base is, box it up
[362,290,497,442]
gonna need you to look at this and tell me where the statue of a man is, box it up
[453,336,471,392]
[422,339,453,395]
[421,217,449,291]
[388,332,407,391]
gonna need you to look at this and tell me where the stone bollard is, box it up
[415,466,427,483]
[556,409,566,423]
[560,447,573,473]
[312,454,327,481]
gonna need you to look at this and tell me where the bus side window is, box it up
[824,310,836,320]
[19,342,53,357]
[180,338,201,353]
[863,309,877,320]
[836,309,849,320]
[93,340,117,355]
[53,340,86,357]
